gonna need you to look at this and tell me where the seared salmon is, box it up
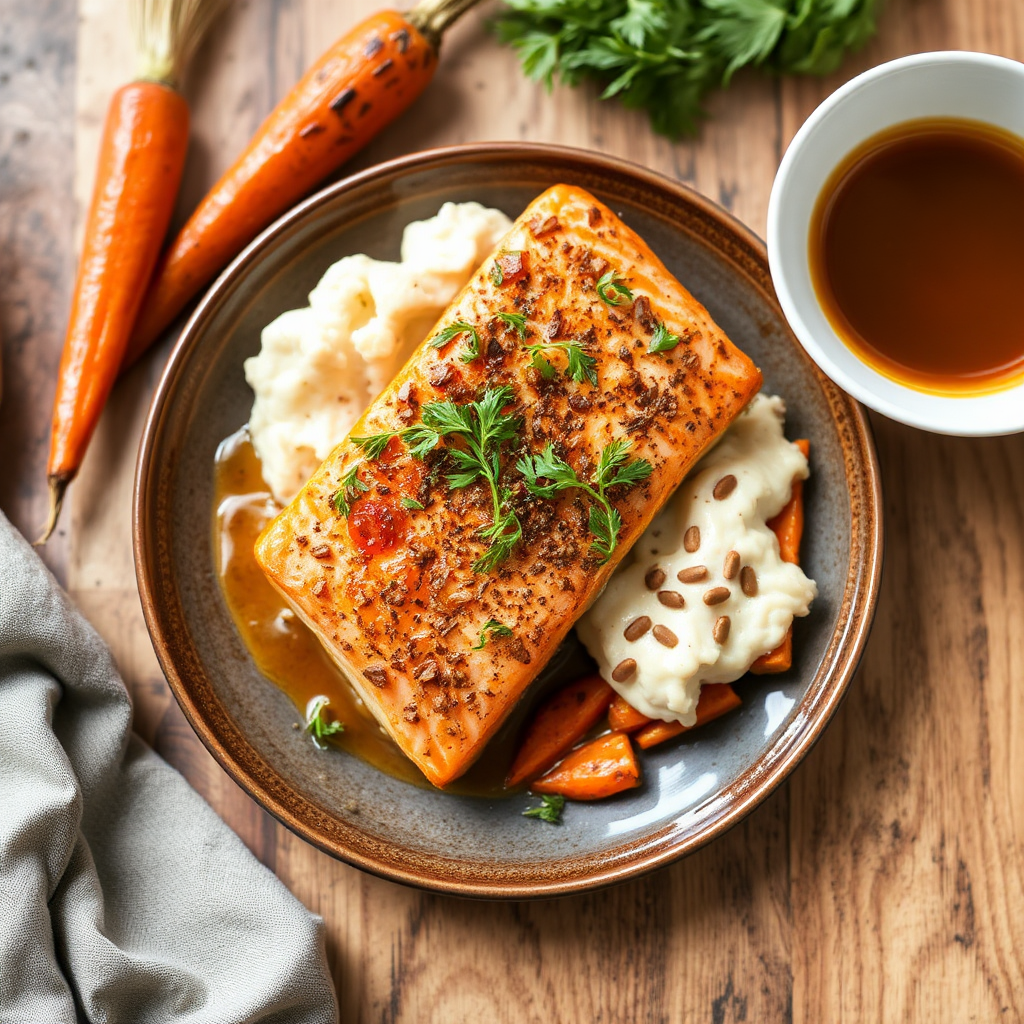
[255,184,762,786]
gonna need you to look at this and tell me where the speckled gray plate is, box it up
[134,143,883,898]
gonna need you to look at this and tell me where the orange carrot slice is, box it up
[506,674,614,788]
[123,3,465,367]
[634,683,741,750]
[750,439,808,675]
[607,693,653,733]
[531,732,641,801]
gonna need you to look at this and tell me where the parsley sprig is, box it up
[649,321,682,353]
[304,696,344,750]
[494,311,529,338]
[331,463,369,516]
[429,321,481,363]
[494,0,880,139]
[523,793,565,824]
[596,270,634,306]
[422,386,524,572]
[351,386,524,572]
[525,341,598,385]
[517,438,653,562]
[472,619,514,650]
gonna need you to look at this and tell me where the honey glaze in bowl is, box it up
[135,143,883,897]
[809,117,1024,396]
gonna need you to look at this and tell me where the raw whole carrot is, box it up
[607,693,653,733]
[634,683,741,750]
[750,439,809,675]
[39,0,224,542]
[506,674,615,788]
[531,732,641,801]
[123,0,482,368]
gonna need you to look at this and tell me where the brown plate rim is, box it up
[133,141,884,899]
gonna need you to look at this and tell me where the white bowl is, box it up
[768,51,1024,436]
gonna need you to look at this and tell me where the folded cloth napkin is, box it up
[0,512,339,1024]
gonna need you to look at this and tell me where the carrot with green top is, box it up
[122,0,484,368]
[39,0,225,542]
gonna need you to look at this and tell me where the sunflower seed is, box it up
[612,658,637,682]
[624,616,652,641]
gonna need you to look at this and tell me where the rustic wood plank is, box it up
[3,0,1016,1018]
[0,0,77,580]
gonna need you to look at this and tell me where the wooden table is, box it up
[2,0,1022,1018]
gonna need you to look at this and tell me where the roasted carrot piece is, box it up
[506,674,615,788]
[607,693,653,733]
[750,439,809,675]
[531,732,641,801]
[123,0,482,368]
[39,0,223,542]
[634,683,741,750]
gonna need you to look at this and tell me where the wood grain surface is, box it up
[2,0,1023,1019]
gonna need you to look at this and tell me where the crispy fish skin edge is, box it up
[254,183,763,787]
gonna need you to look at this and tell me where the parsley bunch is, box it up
[494,0,880,138]
[517,438,652,561]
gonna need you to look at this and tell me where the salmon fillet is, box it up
[255,184,762,787]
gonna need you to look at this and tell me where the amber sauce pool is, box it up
[810,118,1024,394]
[213,428,529,796]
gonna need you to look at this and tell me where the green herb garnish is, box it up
[524,341,598,385]
[472,619,514,650]
[494,311,528,339]
[304,696,344,750]
[331,463,369,517]
[517,438,652,561]
[523,793,565,824]
[362,387,523,572]
[429,320,481,363]
[529,348,558,380]
[350,432,399,460]
[489,262,504,286]
[494,0,880,140]
[649,321,682,353]
[596,270,634,306]
[400,496,425,510]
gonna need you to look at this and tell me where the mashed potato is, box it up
[576,395,818,726]
[244,201,512,504]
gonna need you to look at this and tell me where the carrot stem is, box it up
[407,0,484,47]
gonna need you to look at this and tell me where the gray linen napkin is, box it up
[0,511,339,1024]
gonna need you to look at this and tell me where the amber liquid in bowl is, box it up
[809,117,1024,395]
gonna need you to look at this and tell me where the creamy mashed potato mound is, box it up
[577,395,817,726]
[245,201,512,504]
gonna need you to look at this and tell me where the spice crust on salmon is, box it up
[255,183,762,786]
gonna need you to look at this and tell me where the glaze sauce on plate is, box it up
[213,428,570,796]
[810,117,1024,395]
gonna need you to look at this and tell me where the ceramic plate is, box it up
[134,143,883,898]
